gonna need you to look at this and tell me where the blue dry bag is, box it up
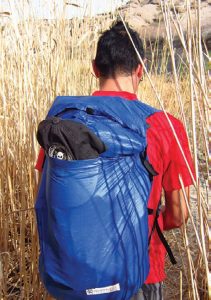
[35,96,158,300]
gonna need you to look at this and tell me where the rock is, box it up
[175,4,186,13]
[119,0,211,49]
[130,16,148,27]
[136,4,160,24]
[150,0,160,4]
[137,0,151,5]
[126,0,150,7]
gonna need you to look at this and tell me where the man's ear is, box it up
[92,60,100,78]
[135,64,143,80]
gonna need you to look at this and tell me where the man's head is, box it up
[93,21,145,80]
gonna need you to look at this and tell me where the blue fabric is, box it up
[35,96,158,300]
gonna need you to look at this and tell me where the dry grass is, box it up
[0,1,209,299]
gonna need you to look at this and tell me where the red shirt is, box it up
[35,91,194,284]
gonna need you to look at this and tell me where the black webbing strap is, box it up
[147,208,157,246]
[140,149,158,182]
[155,218,177,265]
[148,204,177,265]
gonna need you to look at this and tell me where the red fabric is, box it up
[35,147,45,171]
[35,90,194,284]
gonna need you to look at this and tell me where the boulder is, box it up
[119,0,211,49]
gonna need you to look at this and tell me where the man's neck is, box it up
[99,76,138,94]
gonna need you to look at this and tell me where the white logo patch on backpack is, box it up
[86,283,120,295]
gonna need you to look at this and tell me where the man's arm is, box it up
[159,115,195,231]
[163,186,190,230]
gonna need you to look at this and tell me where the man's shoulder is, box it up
[146,111,184,132]
[146,111,187,153]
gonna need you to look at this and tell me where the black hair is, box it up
[94,20,145,78]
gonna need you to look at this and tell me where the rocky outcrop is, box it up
[119,0,211,49]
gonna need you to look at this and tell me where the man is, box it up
[36,21,194,299]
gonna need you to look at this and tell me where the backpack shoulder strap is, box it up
[140,148,158,181]
[148,201,177,265]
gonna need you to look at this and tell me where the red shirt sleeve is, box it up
[162,117,195,191]
[35,147,45,172]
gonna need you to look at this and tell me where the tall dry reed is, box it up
[0,1,209,299]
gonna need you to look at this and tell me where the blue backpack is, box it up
[35,96,158,300]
